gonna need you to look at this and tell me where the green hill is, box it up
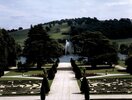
[9,29,29,47]
[9,17,132,47]
[9,22,70,47]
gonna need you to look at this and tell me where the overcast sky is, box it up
[0,0,132,29]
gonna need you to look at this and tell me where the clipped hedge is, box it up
[48,58,60,80]
[70,58,82,79]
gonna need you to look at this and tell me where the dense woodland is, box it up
[46,17,132,39]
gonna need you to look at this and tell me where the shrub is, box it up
[48,68,55,80]
[125,56,132,74]
[0,69,4,77]
[42,76,50,94]
[80,76,90,100]
[75,67,82,79]
[40,84,46,100]
[52,64,57,73]
[71,58,82,79]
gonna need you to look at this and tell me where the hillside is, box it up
[9,29,29,47]
[9,22,70,46]
[9,17,132,47]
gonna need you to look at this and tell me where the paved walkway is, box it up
[86,73,130,79]
[46,62,84,100]
[2,75,43,80]
[90,94,132,100]
[115,65,126,70]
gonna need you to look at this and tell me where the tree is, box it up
[45,26,50,32]
[128,43,132,56]
[71,31,117,67]
[120,44,128,54]
[18,27,23,30]
[0,29,17,70]
[23,24,63,69]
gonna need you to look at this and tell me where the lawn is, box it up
[5,70,44,76]
[0,77,38,81]
[112,38,132,45]
[78,63,132,94]
[85,68,127,74]
[49,23,70,39]
[78,75,132,94]
[50,32,67,39]
[118,60,126,67]
[0,68,53,96]
[79,64,128,75]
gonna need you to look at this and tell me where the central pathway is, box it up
[46,62,84,100]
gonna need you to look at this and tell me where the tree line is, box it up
[44,17,132,39]
[0,29,21,70]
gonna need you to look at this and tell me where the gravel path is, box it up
[46,62,84,100]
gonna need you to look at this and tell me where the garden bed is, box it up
[0,80,42,96]
[88,78,132,94]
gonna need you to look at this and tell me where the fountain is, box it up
[17,56,26,64]
[65,40,74,55]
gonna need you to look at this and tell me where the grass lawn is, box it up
[50,32,67,39]
[112,38,132,45]
[79,64,128,74]
[85,68,127,74]
[0,77,38,81]
[49,23,70,39]
[118,60,126,67]
[5,70,44,76]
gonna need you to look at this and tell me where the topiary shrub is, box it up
[40,84,46,100]
[70,58,82,79]
[75,67,82,79]
[48,68,55,80]
[80,76,90,100]
[125,56,132,74]
[52,64,57,73]
[42,76,50,94]
[0,69,4,77]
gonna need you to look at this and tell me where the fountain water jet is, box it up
[65,40,74,55]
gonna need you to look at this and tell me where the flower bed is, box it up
[0,80,42,96]
[89,78,132,94]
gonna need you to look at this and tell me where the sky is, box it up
[0,0,132,29]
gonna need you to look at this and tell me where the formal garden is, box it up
[1,18,132,100]
[0,58,59,96]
